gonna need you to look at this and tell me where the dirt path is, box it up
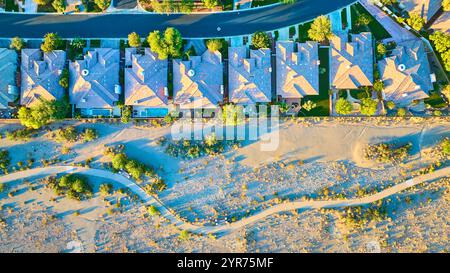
[1,165,448,236]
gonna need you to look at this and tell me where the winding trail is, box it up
[0,165,448,235]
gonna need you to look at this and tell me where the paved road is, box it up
[0,0,355,39]
[1,164,448,236]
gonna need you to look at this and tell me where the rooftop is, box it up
[378,39,434,105]
[330,31,374,90]
[69,48,120,109]
[173,50,223,109]
[276,41,320,100]
[20,48,66,107]
[125,48,169,108]
[228,46,272,104]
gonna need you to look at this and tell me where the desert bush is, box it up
[363,142,412,163]
[54,126,78,143]
[47,174,93,200]
[99,183,113,196]
[5,128,34,141]
[81,128,98,142]
[0,150,11,170]
[147,205,160,216]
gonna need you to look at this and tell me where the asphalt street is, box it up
[0,0,355,38]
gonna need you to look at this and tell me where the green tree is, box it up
[33,0,51,5]
[360,98,378,116]
[178,0,194,13]
[406,13,425,31]
[10,37,25,51]
[128,32,141,47]
[308,15,332,42]
[335,98,353,115]
[52,0,66,12]
[94,0,110,10]
[41,33,63,53]
[206,39,223,52]
[147,27,183,60]
[429,31,450,53]
[443,0,450,11]
[18,99,69,129]
[373,80,384,93]
[442,85,450,103]
[442,138,450,155]
[121,106,132,123]
[442,50,450,71]
[251,31,270,49]
[380,0,397,5]
[202,0,218,8]
[59,68,69,89]
[376,43,387,57]
[112,153,128,170]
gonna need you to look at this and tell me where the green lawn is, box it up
[297,22,313,43]
[299,47,330,116]
[341,8,348,29]
[351,3,391,41]
[5,0,18,11]
[424,91,447,109]
[251,0,279,8]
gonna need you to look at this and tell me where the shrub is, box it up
[441,138,450,155]
[5,128,34,141]
[0,183,6,193]
[397,107,407,117]
[364,142,412,163]
[147,205,160,216]
[59,68,69,89]
[0,150,9,170]
[54,126,78,143]
[202,0,218,9]
[335,98,353,115]
[179,230,190,240]
[302,100,317,111]
[55,174,92,200]
[99,183,113,196]
[10,37,25,51]
[81,128,98,142]
[386,101,396,110]
[360,98,378,116]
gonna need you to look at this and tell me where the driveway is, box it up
[0,0,356,39]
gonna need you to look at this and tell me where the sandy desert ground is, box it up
[0,117,448,252]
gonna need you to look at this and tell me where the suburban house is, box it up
[125,48,169,117]
[21,49,66,107]
[0,48,18,109]
[330,32,374,91]
[173,50,223,110]
[276,41,320,106]
[398,0,442,22]
[378,39,435,107]
[228,46,272,105]
[69,48,120,117]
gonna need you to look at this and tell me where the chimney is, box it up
[347,43,355,56]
